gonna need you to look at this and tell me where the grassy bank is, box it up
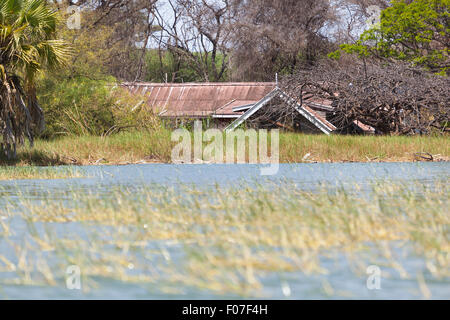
[1,181,448,297]
[1,131,448,166]
[279,133,449,163]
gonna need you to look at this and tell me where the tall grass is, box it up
[3,132,448,166]
[280,133,449,162]
[3,130,173,166]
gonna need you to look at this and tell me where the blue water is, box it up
[0,162,449,300]
[1,162,448,195]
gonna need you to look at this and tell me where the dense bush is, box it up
[38,76,162,138]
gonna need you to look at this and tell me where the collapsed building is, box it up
[122,82,374,134]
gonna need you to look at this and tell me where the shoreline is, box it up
[2,157,448,167]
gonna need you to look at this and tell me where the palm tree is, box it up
[0,0,69,159]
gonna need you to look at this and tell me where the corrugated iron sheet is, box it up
[122,82,276,118]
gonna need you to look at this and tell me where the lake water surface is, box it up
[0,162,448,299]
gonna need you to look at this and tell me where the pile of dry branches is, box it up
[281,59,449,135]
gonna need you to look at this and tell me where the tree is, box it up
[0,0,69,159]
[334,0,450,74]
[53,0,158,81]
[229,0,333,81]
[153,0,233,82]
[328,0,391,43]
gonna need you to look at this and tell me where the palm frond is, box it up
[0,0,69,159]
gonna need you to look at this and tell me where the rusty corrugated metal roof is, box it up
[122,82,276,118]
[353,120,375,133]
[303,105,336,131]
[214,100,257,116]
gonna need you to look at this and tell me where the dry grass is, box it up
[2,131,448,166]
[1,181,448,297]
[1,130,173,166]
[280,134,450,163]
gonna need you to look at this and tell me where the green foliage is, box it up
[146,50,197,82]
[33,5,168,140]
[0,0,70,77]
[38,76,162,138]
[330,0,449,73]
[54,7,123,80]
[38,77,114,137]
[145,49,230,82]
[0,0,69,158]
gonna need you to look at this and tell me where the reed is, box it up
[0,166,83,180]
[1,180,448,297]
